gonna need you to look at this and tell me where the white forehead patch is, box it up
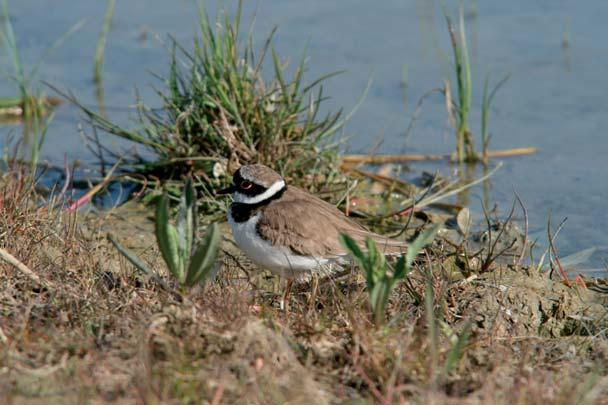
[233,180,286,204]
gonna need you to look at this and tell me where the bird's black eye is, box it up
[240,180,253,190]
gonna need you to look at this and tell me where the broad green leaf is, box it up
[186,178,198,246]
[167,224,184,281]
[340,234,373,288]
[406,224,441,268]
[369,283,384,313]
[176,179,195,261]
[339,233,365,264]
[155,193,182,280]
[365,237,387,283]
[393,256,408,280]
[365,237,377,280]
[370,282,391,325]
[185,223,221,286]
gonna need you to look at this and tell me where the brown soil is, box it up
[1,199,607,404]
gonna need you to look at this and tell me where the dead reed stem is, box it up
[341,147,537,165]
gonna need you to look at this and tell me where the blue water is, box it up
[0,0,606,273]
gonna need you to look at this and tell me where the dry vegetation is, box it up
[1,172,607,404]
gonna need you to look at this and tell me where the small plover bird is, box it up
[219,164,408,292]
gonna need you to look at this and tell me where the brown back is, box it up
[256,186,408,258]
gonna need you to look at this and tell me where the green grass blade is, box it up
[443,322,472,376]
[406,224,440,268]
[107,233,155,275]
[185,223,221,286]
[301,70,346,94]
[482,73,511,155]
[339,233,375,287]
[186,178,198,246]
[155,193,182,281]
[481,75,490,154]
[253,26,278,76]
[46,83,166,149]
[176,178,195,263]
[393,256,408,279]
[93,0,115,83]
[459,7,471,125]
[365,237,386,282]
[339,233,365,262]
[370,282,390,325]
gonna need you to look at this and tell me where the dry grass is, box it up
[0,172,607,403]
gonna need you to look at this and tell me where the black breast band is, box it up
[230,186,286,223]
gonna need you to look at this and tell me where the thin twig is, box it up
[404,88,444,141]
[0,248,51,288]
[481,199,517,272]
[547,215,571,287]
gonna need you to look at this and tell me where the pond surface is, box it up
[1,0,606,274]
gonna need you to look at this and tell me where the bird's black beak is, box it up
[216,185,236,195]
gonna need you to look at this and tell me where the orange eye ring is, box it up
[240,181,253,190]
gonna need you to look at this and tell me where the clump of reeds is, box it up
[73,1,345,193]
[444,7,510,164]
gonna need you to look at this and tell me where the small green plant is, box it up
[340,224,440,325]
[155,179,221,286]
[110,179,221,288]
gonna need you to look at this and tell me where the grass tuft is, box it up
[444,7,474,163]
[73,0,346,196]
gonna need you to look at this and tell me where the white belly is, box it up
[228,212,331,280]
